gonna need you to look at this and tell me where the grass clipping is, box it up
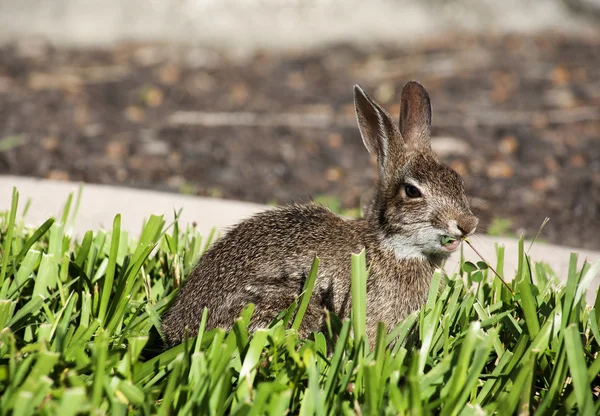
[1,187,600,415]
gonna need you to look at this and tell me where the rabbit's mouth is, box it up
[440,235,461,252]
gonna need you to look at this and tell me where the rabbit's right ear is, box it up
[399,81,432,151]
[354,85,401,175]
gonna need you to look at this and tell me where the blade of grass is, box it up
[59,192,73,226]
[98,215,121,324]
[0,187,18,284]
[351,249,368,347]
[564,324,594,415]
[291,257,320,332]
[518,277,540,338]
[574,260,600,307]
[10,218,54,277]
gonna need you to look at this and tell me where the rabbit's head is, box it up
[355,81,478,260]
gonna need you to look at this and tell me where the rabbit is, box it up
[161,81,478,346]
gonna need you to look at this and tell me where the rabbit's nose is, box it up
[457,216,478,236]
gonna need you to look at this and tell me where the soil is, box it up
[0,33,599,250]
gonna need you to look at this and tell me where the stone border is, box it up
[1,175,598,303]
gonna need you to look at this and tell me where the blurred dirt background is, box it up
[0,33,599,249]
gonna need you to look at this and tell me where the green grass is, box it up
[487,217,514,237]
[1,187,599,414]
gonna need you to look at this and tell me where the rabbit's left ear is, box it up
[399,81,432,151]
[354,85,402,176]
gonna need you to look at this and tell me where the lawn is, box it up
[0,187,599,415]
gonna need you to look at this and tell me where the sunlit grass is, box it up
[0,187,599,414]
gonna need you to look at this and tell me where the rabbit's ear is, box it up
[354,85,401,174]
[399,81,432,151]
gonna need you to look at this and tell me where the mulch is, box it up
[0,33,599,250]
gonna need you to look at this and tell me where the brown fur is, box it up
[161,81,478,345]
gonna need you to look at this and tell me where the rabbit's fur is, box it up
[161,81,478,345]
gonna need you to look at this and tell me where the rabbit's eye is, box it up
[404,184,422,198]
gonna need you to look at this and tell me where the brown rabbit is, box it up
[161,81,478,345]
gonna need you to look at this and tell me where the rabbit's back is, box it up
[161,203,369,344]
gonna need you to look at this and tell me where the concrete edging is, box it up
[1,175,599,303]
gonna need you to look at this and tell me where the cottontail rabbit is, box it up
[161,81,478,345]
